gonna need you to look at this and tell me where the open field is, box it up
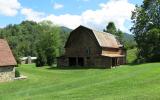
[0,63,160,100]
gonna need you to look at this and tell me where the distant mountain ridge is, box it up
[60,26,72,33]
[124,33,135,42]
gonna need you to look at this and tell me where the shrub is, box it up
[15,69,20,77]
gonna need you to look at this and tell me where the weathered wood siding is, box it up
[65,27,101,57]
[94,57,112,68]
[102,47,127,65]
[57,57,68,67]
[102,48,121,55]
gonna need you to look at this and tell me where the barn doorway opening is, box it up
[112,58,117,66]
[78,57,84,66]
[69,57,76,66]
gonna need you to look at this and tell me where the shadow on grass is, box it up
[127,63,140,66]
[46,66,111,70]
[46,61,151,70]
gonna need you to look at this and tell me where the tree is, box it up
[131,0,160,62]
[104,22,117,35]
[104,22,124,43]
[36,47,47,67]
[116,29,124,43]
[36,21,61,66]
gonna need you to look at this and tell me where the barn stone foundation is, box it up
[57,56,113,69]
[0,66,15,82]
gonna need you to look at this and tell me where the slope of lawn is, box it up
[127,48,137,63]
[0,63,160,100]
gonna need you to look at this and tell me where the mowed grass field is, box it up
[0,63,160,100]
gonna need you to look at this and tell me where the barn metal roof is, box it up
[65,25,123,49]
[92,30,123,48]
[0,39,17,67]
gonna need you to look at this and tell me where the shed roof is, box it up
[20,57,37,60]
[0,39,17,67]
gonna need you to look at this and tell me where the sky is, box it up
[0,0,143,33]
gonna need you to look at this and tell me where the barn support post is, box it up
[76,57,78,66]
[111,57,113,68]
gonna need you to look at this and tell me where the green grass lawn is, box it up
[0,63,160,100]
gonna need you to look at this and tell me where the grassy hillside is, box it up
[0,63,160,100]
[127,48,138,63]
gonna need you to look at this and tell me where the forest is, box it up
[0,21,70,66]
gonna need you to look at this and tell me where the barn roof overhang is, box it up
[101,54,125,58]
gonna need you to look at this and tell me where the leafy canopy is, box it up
[0,20,70,66]
[131,0,160,62]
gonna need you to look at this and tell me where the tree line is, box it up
[0,20,69,67]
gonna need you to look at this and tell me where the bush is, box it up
[15,69,20,77]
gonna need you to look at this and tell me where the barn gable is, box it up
[64,26,101,57]
[65,26,100,48]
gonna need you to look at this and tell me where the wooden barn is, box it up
[0,39,17,82]
[57,26,126,68]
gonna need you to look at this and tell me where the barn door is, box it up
[69,57,76,66]
[78,57,84,66]
[112,58,117,66]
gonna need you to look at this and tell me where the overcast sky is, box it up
[0,0,143,33]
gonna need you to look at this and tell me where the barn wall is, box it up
[65,28,101,57]
[119,48,127,64]
[102,48,120,55]
[0,66,15,82]
[102,47,127,65]
[57,57,68,67]
[57,56,112,68]
[94,57,112,68]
